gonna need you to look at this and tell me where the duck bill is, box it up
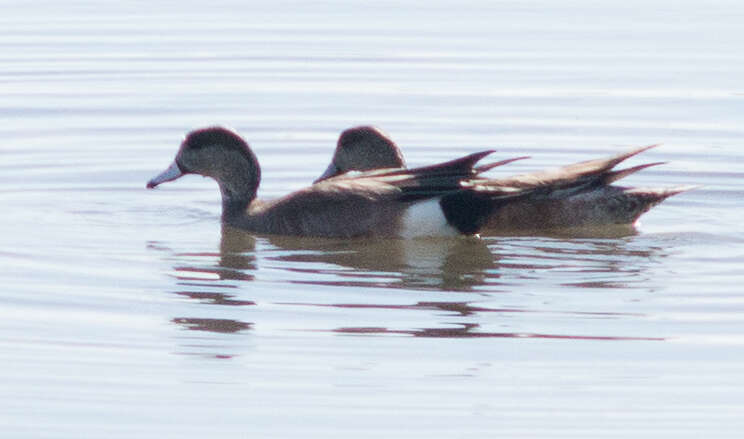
[147,161,184,188]
[314,162,340,183]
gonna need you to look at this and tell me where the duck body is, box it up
[471,144,689,231]
[486,185,683,232]
[320,126,692,233]
[230,179,414,238]
[147,127,527,238]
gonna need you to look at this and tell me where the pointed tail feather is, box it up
[603,161,667,184]
[623,185,697,203]
[565,144,662,176]
[388,150,505,203]
[608,185,696,225]
[541,144,662,185]
[602,144,661,170]
[475,156,530,174]
[397,150,496,177]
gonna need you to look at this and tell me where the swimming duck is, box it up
[146,127,534,238]
[317,126,692,232]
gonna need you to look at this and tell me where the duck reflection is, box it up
[162,224,663,299]
[289,300,662,340]
[332,323,663,341]
[484,234,667,290]
[153,224,668,346]
[172,291,255,306]
[218,226,258,280]
[163,230,258,312]
[172,317,253,334]
[148,230,258,356]
[263,233,496,292]
[282,300,636,317]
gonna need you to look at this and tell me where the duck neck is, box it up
[213,150,261,220]
[220,187,254,219]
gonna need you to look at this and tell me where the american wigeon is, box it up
[317,126,693,232]
[146,127,534,238]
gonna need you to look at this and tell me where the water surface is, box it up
[2,1,744,437]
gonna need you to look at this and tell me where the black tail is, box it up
[439,190,518,235]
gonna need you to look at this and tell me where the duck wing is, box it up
[478,144,664,198]
[243,150,535,237]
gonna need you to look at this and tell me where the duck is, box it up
[316,126,693,232]
[146,126,536,238]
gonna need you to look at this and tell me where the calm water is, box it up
[2,1,744,437]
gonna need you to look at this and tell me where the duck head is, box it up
[315,125,406,182]
[147,127,261,216]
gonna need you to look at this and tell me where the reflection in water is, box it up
[264,234,495,292]
[289,300,659,340]
[486,235,667,289]
[486,223,640,240]
[172,317,253,334]
[173,291,255,306]
[332,324,663,341]
[283,300,640,317]
[150,225,669,349]
[218,227,259,280]
[261,231,667,293]
[170,316,254,360]
[148,227,259,359]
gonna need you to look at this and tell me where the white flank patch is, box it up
[399,199,459,238]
